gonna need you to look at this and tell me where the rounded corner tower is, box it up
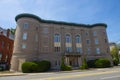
[11,13,41,71]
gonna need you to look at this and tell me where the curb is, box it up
[0,73,26,77]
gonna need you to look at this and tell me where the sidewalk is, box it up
[0,71,26,77]
[0,65,120,77]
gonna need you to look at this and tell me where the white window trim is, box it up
[22,32,27,40]
[23,23,29,29]
[93,31,97,36]
[95,38,99,45]
[96,48,100,54]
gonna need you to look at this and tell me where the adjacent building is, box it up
[0,29,14,70]
[11,13,112,71]
[109,42,117,51]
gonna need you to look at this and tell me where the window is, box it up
[22,32,27,40]
[86,39,90,44]
[7,44,10,50]
[66,47,72,52]
[0,52,2,60]
[35,34,38,42]
[1,41,4,48]
[93,31,97,36]
[54,34,60,42]
[75,35,81,43]
[5,54,8,62]
[54,34,61,52]
[54,47,60,52]
[76,47,82,53]
[22,44,26,49]
[75,35,82,53]
[43,28,48,34]
[66,34,71,43]
[95,38,99,44]
[55,60,60,66]
[107,48,109,53]
[96,48,100,54]
[85,32,89,36]
[105,39,107,43]
[65,34,72,52]
[87,48,90,54]
[23,23,28,29]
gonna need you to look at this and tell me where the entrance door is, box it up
[69,57,78,67]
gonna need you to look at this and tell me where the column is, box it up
[78,57,81,66]
[65,57,69,65]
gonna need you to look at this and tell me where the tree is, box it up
[10,28,16,35]
[110,47,118,58]
[60,57,72,71]
[110,47,119,65]
[80,58,88,69]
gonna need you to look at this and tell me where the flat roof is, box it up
[15,13,107,28]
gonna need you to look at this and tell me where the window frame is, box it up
[22,32,27,40]
[54,34,60,42]
[96,48,100,54]
[75,35,81,43]
[66,34,71,43]
[23,23,29,29]
[93,31,97,36]
[86,39,90,45]
[95,38,99,45]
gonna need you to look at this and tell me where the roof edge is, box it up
[15,13,107,28]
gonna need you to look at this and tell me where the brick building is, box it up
[11,13,112,71]
[0,29,14,70]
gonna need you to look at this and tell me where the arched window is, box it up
[66,34,71,43]
[75,35,81,43]
[65,34,72,52]
[54,34,60,42]
[54,34,61,52]
[75,35,82,53]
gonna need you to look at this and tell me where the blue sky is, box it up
[0,0,120,43]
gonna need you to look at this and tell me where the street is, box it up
[0,67,120,80]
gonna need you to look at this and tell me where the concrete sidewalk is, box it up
[0,72,26,77]
[0,66,120,77]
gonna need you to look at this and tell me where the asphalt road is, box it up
[0,67,120,80]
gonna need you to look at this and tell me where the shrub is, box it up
[60,57,66,71]
[80,58,88,69]
[22,62,38,73]
[22,60,51,73]
[61,65,72,71]
[113,58,119,66]
[60,57,72,71]
[0,66,3,71]
[34,60,51,72]
[95,58,111,68]
[65,65,72,71]
[87,60,97,68]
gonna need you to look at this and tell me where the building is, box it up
[11,13,112,71]
[0,27,14,40]
[109,42,117,51]
[0,29,14,70]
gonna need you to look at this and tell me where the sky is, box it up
[0,0,120,43]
